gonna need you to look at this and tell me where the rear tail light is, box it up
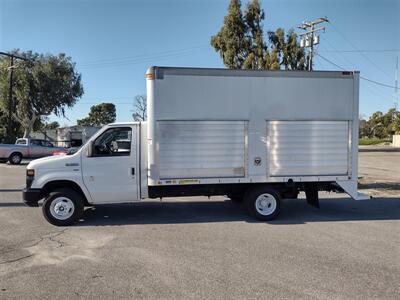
[53,150,67,156]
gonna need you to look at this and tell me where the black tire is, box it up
[9,152,22,165]
[227,194,243,203]
[244,187,281,221]
[42,188,84,226]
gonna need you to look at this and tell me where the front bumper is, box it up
[22,188,42,207]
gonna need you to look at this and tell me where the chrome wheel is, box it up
[255,193,277,216]
[49,197,75,220]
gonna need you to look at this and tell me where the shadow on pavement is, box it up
[76,197,400,226]
[0,161,30,166]
[0,202,26,207]
[359,182,400,190]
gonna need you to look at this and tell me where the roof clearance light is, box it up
[342,71,353,76]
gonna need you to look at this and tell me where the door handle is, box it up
[131,167,135,176]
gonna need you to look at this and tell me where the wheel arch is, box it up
[41,180,90,206]
[9,151,23,158]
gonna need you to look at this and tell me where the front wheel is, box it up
[42,188,84,226]
[245,187,281,221]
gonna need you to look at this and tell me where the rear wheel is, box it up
[42,188,84,226]
[245,187,281,221]
[9,152,22,165]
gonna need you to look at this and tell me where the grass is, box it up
[359,138,392,145]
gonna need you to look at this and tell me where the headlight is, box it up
[26,169,35,177]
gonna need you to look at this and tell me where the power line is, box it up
[328,22,393,80]
[315,53,345,70]
[79,51,202,69]
[77,45,207,65]
[360,77,398,89]
[78,46,207,69]
[316,53,397,89]
[315,52,393,102]
[318,37,394,99]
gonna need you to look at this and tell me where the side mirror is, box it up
[87,141,94,157]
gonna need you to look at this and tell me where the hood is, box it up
[27,152,81,170]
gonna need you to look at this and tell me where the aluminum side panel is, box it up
[158,121,247,179]
[267,121,350,177]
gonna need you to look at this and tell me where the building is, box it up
[31,126,100,148]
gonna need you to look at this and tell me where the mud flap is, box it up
[305,183,319,208]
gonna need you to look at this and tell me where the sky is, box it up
[0,0,399,125]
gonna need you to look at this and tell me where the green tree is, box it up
[211,0,249,69]
[43,121,60,130]
[268,28,305,70]
[243,0,265,69]
[359,116,370,138]
[382,108,399,136]
[78,103,116,126]
[368,111,385,138]
[211,0,305,70]
[0,51,83,139]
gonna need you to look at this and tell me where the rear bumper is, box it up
[22,188,42,207]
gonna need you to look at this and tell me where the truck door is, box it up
[29,139,44,157]
[40,140,56,156]
[81,125,139,203]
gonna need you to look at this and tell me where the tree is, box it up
[77,103,116,126]
[43,121,60,130]
[243,0,265,69]
[211,0,305,70]
[359,109,400,139]
[0,50,83,138]
[359,116,371,138]
[268,28,305,70]
[132,95,147,121]
[211,0,249,69]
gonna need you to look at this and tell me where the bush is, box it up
[359,138,391,145]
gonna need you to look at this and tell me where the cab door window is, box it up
[41,140,54,147]
[93,127,132,157]
[31,140,41,146]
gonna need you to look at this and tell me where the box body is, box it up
[146,67,359,188]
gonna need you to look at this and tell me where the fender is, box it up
[32,171,93,204]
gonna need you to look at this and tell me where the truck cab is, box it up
[22,123,144,225]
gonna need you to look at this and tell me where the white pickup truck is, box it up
[23,67,369,226]
[0,138,66,165]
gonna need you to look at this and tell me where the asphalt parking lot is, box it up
[0,150,399,299]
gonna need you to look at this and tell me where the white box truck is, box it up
[23,67,369,225]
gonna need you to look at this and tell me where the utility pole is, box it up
[395,56,398,111]
[298,17,329,71]
[0,52,29,143]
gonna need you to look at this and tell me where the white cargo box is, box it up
[146,67,364,199]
